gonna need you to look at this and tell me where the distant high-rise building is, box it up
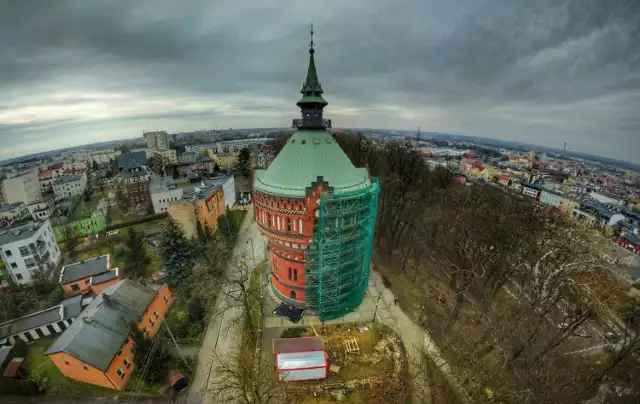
[527,150,536,162]
[143,131,170,150]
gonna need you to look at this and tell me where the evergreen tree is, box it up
[158,219,193,282]
[217,208,238,240]
[124,229,150,279]
[128,324,171,383]
[237,147,251,177]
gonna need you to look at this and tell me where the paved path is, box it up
[184,206,266,404]
[369,270,472,404]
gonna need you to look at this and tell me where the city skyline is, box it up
[1,0,639,163]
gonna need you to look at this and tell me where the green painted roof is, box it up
[254,130,371,197]
[298,53,327,107]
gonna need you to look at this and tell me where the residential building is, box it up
[39,170,55,193]
[53,174,88,200]
[168,184,226,238]
[0,220,61,285]
[571,208,599,227]
[208,153,238,170]
[86,149,121,165]
[144,131,170,150]
[117,151,147,171]
[0,295,88,346]
[59,255,120,297]
[2,170,42,204]
[153,149,177,164]
[61,161,88,176]
[167,200,199,239]
[205,176,236,208]
[619,233,640,255]
[149,177,188,214]
[118,158,150,206]
[522,183,542,200]
[0,203,27,227]
[498,175,511,187]
[170,157,215,177]
[589,191,625,207]
[558,195,580,215]
[45,280,173,390]
[539,189,562,208]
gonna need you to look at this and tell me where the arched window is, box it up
[287,217,291,232]
[290,290,297,300]
[293,269,298,282]
[288,268,292,281]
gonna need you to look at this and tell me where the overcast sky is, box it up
[1,0,639,162]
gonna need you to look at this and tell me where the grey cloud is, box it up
[0,0,638,162]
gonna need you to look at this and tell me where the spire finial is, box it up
[309,23,315,55]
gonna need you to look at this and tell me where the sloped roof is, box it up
[60,255,110,284]
[273,336,324,354]
[118,151,147,170]
[253,130,370,197]
[0,306,62,339]
[45,280,157,371]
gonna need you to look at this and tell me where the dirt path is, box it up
[370,269,473,404]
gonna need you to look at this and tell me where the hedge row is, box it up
[105,212,168,232]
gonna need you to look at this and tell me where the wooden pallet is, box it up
[344,338,360,354]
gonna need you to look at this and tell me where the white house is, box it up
[26,198,55,220]
[52,173,87,200]
[0,220,61,285]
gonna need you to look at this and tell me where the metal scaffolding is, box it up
[304,179,379,320]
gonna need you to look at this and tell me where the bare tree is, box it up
[209,344,285,404]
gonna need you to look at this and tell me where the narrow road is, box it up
[185,206,266,404]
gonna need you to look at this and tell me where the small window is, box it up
[123,358,131,368]
[4,250,12,257]
[19,246,30,257]
[64,361,70,365]
[11,263,18,269]
[85,279,90,285]
[117,368,125,379]
[294,269,298,282]
[154,311,159,319]
[71,284,80,291]
[83,365,89,370]
[288,268,292,281]
[149,317,155,326]
[301,140,306,145]
[290,290,297,300]
[142,327,148,336]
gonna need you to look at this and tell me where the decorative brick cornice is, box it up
[254,199,305,216]
[257,221,305,240]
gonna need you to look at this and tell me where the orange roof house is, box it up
[59,255,120,297]
[45,280,173,390]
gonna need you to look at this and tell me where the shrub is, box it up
[281,328,305,338]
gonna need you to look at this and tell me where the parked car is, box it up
[106,230,120,237]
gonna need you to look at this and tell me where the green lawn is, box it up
[26,339,121,396]
[230,209,247,229]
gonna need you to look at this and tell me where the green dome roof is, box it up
[254,130,370,197]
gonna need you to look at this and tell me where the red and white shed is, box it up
[272,336,328,382]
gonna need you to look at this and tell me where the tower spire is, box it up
[296,24,328,129]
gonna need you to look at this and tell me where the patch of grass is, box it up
[299,390,367,404]
[26,339,121,396]
[230,209,246,229]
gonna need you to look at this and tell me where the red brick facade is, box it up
[253,185,328,307]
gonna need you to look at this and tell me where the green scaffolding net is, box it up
[304,179,380,320]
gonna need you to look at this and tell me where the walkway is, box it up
[369,270,473,404]
[184,206,267,404]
